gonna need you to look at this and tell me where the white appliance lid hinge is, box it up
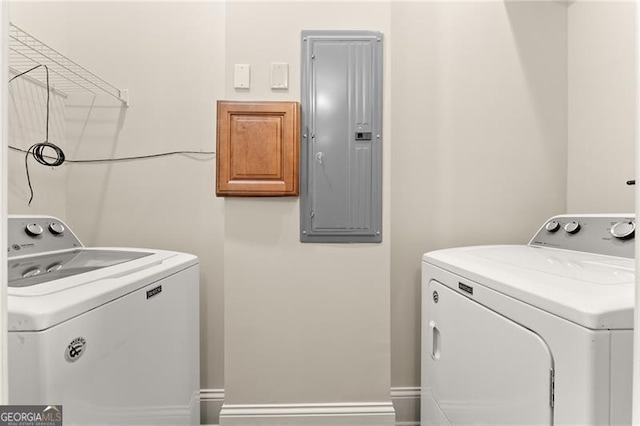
[550,368,555,408]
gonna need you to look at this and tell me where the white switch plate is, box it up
[270,63,289,89]
[234,64,250,89]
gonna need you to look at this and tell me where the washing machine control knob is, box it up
[25,223,44,237]
[545,220,560,233]
[48,222,65,235]
[564,221,581,234]
[22,267,41,278]
[46,263,63,273]
[610,221,635,240]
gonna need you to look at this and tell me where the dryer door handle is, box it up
[430,320,441,360]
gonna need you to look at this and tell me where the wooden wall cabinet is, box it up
[216,101,299,196]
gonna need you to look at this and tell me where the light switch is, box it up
[234,64,250,89]
[270,63,289,90]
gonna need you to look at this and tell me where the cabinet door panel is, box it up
[216,101,299,196]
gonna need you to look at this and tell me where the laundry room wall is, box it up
[8,2,227,422]
[221,1,393,421]
[390,1,568,421]
[5,1,601,425]
[567,1,636,213]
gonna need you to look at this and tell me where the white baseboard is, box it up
[390,387,420,400]
[200,389,225,425]
[390,387,420,426]
[219,401,395,425]
[200,387,419,426]
[201,388,225,403]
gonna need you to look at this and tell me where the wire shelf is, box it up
[8,23,129,105]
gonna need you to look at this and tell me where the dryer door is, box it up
[425,279,553,425]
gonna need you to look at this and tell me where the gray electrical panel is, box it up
[300,31,383,243]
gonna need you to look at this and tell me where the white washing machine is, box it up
[421,214,635,425]
[7,215,200,425]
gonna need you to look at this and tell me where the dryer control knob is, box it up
[25,223,44,237]
[545,220,560,233]
[49,222,65,235]
[564,221,581,234]
[610,221,635,240]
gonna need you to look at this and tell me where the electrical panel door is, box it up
[300,31,383,243]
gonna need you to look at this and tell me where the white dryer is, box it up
[421,214,634,425]
[7,215,200,425]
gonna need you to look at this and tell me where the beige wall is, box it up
[223,1,393,407]
[567,1,636,213]
[390,0,568,390]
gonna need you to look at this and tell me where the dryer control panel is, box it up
[8,215,83,258]
[529,214,635,258]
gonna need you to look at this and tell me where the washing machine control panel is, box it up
[8,216,83,258]
[529,215,634,258]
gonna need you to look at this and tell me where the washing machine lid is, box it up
[423,245,634,330]
[8,248,198,332]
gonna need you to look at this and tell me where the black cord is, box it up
[9,65,215,205]
[9,64,43,83]
[21,142,66,205]
[9,145,215,163]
